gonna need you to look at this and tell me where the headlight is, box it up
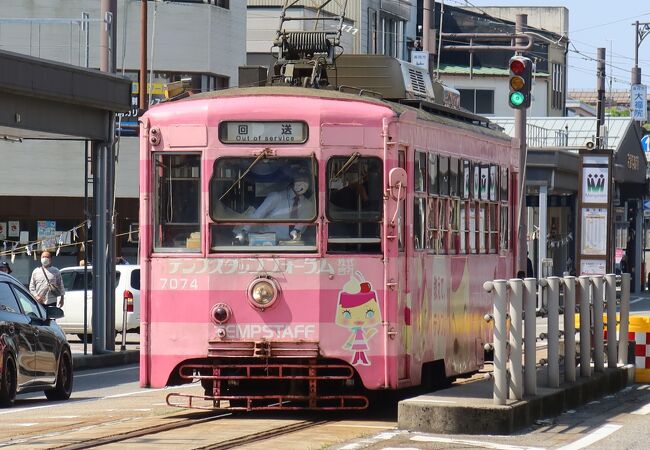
[247,277,279,309]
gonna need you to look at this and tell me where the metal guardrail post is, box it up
[508,278,523,400]
[547,276,561,388]
[578,276,591,377]
[484,280,508,405]
[524,278,537,396]
[563,276,577,383]
[618,273,631,365]
[604,274,617,368]
[592,275,605,372]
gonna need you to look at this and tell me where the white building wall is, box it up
[444,75,549,117]
[0,0,245,81]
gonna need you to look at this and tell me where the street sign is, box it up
[644,199,650,210]
[642,135,650,154]
[411,51,429,69]
[631,84,648,121]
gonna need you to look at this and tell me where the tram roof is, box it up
[181,86,511,142]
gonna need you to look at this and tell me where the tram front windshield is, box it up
[210,157,317,252]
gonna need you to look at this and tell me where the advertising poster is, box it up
[581,208,608,255]
[8,221,19,237]
[0,223,6,240]
[582,166,608,203]
[580,259,606,276]
[37,221,56,239]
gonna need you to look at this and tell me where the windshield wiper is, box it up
[219,148,273,201]
[334,152,360,178]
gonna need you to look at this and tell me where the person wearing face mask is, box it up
[29,251,65,307]
[235,175,312,243]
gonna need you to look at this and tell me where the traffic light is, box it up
[508,56,532,109]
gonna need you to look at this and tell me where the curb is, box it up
[72,350,140,371]
[398,364,634,435]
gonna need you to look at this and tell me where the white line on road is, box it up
[556,423,622,450]
[0,382,199,416]
[74,365,138,378]
[410,435,545,450]
[631,402,650,415]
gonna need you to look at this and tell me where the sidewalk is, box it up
[398,364,634,435]
[69,333,140,371]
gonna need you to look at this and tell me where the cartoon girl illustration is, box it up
[335,272,382,366]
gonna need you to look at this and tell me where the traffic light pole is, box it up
[515,14,528,276]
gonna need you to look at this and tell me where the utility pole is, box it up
[632,21,650,85]
[515,14,528,276]
[140,0,148,111]
[595,48,605,149]
[96,0,118,354]
[100,0,116,73]
[423,0,433,75]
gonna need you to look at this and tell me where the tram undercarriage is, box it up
[166,357,370,411]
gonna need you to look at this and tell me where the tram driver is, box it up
[234,174,312,244]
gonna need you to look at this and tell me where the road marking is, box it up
[631,402,650,415]
[410,435,545,450]
[556,423,622,450]
[0,398,95,416]
[74,365,138,378]
[0,382,198,416]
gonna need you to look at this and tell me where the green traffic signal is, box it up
[509,91,525,107]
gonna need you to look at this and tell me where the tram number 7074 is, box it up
[160,277,199,290]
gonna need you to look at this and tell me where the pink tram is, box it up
[139,64,516,410]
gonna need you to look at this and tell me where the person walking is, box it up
[0,261,12,274]
[29,251,65,307]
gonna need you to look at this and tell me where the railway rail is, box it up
[50,411,327,450]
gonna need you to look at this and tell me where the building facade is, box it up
[246,0,417,67]
[0,0,246,282]
[419,2,568,117]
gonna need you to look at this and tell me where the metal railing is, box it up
[526,123,569,147]
[483,273,630,405]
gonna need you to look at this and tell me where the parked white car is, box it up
[57,265,140,340]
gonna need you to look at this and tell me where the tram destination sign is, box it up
[219,121,308,144]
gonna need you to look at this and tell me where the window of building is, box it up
[154,153,201,252]
[552,63,564,110]
[458,89,495,115]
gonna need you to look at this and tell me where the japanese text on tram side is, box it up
[218,324,316,340]
[165,258,356,276]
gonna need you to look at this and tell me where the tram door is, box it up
[386,149,410,382]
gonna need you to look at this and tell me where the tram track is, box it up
[38,409,328,450]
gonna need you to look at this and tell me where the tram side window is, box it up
[413,151,427,251]
[153,153,201,251]
[414,197,426,251]
[500,167,509,251]
[428,154,438,195]
[448,199,460,254]
[327,156,383,253]
[449,157,459,198]
[438,156,449,196]
[414,151,427,193]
